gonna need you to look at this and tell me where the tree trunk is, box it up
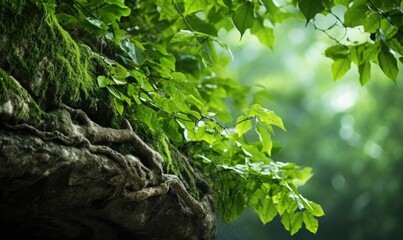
[0,1,216,239]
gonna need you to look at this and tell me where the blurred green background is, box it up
[217,17,403,240]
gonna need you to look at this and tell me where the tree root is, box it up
[1,104,206,218]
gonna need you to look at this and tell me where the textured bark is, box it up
[0,1,216,239]
[0,103,215,240]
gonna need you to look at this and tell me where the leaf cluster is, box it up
[299,0,403,84]
[51,0,331,235]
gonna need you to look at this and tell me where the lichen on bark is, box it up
[0,0,216,239]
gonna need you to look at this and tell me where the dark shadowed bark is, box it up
[0,1,216,239]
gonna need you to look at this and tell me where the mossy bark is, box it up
[0,1,215,239]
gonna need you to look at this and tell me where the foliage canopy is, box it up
[33,0,403,235]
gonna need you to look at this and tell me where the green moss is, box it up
[0,67,43,122]
[160,135,174,173]
[156,138,200,199]
[0,68,26,103]
[0,69,11,103]
[0,0,117,125]
[0,0,99,110]
[0,0,26,14]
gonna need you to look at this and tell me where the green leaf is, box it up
[249,188,266,207]
[258,111,285,131]
[358,62,371,85]
[331,58,351,81]
[113,97,124,116]
[85,17,108,30]
[112,76,127,85]
[184,0,207,15]
[120,94,131,105]
[106,86,121,99]
[325,44,349,59]
[261,0,292,23]
[160,57,176,71]
[363,12,380,33]
[56,13,79,29]
[294,167,313,186]
[232,2,255,37]
[244,104,285,131]
[119,38,145,65]
[281,211,292,231]
[194,122,218,144]
[251,20,275,49]
[308,201,325,217]
[290,212,303,235]
[156,0,178,20]
[348,44,366,65]
[344,0,367,27]
[298,0,325,23]
[303,211,319,233]
[163,119,183,143]
[134,105,155,130]
[170,30,196,45]
[97,75,111,88]
[276,192,298,215]
[363,42,381,61]
[99,4,131,23]
[257,197,277,224]
[224,192,245,222]
[111,62,128,79]
[256,123,273,155]
[387,38,403,55]
[378,46,398,81]
[236,115,252,137]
